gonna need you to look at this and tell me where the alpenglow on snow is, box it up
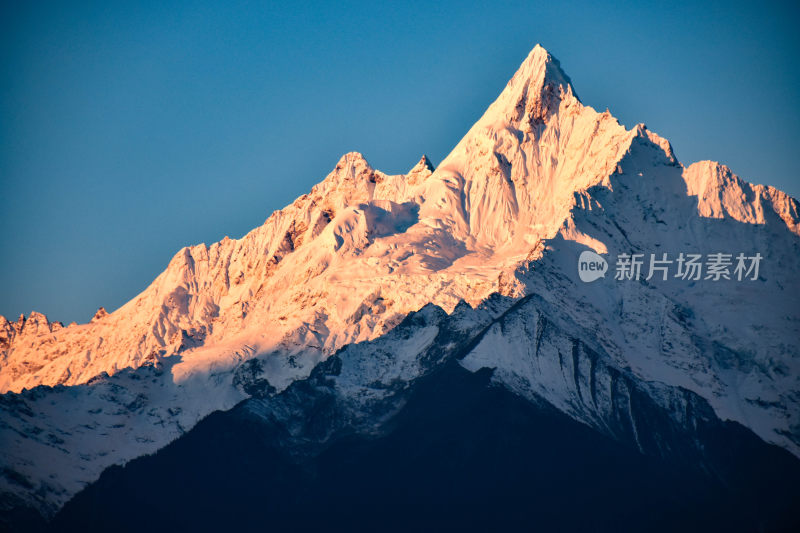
[1,45,799,521]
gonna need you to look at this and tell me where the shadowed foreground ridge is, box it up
[2,44,800,530]
[52,360,800,532]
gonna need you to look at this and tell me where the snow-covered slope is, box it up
[2,44,799,522]
[0,46,653,394]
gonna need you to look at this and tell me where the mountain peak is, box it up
[410,154,435,173]
[315,151,376,189]
[476,45,577,131]
[406,154,436,184]
[4,46,800,522]
[91,307,108,323]
[419,154,435,171]
[330,151,375,181]
[335,151,371,168]
[510,44,574,97]
[306,151,381,209]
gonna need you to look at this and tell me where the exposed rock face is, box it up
[1,45,799,523]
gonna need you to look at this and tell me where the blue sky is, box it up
[2,0,799,324]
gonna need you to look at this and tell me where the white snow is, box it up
[1,43,799,517]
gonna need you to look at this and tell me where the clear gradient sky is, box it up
[1,0,799,324]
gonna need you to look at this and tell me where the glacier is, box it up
[1,44,799,526]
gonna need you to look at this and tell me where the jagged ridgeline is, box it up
[1,45,799,531]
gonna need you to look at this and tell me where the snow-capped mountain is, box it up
[1,45,799,527]
[47,300,800,532]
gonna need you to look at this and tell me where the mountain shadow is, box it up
[49,361,800,533]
